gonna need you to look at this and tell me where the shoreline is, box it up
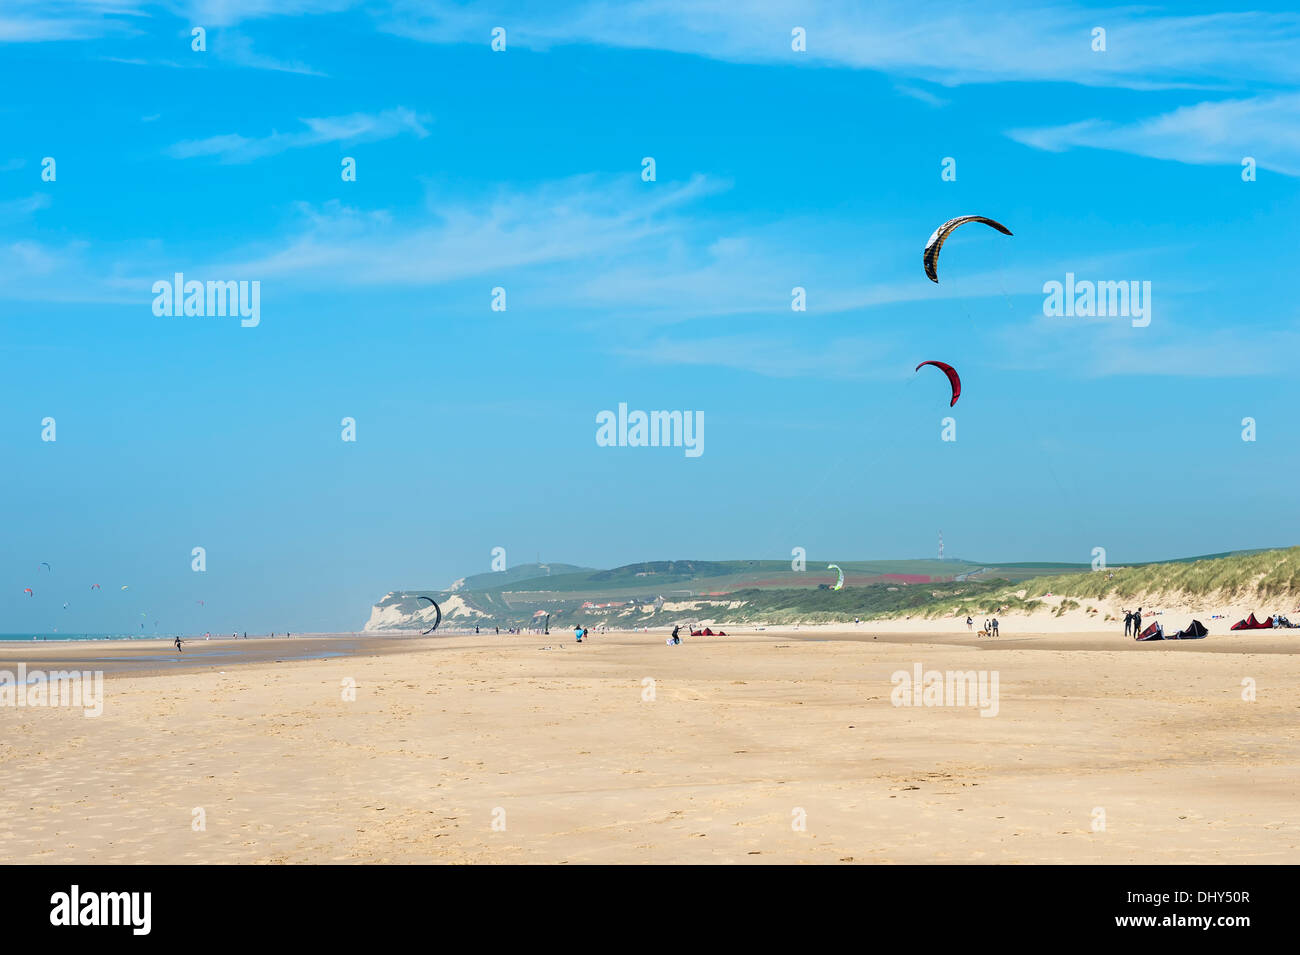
[4,624,1296,679]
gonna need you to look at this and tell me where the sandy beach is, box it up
[3,626,1298,864]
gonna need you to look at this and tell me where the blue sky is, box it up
[2,1,1298,633]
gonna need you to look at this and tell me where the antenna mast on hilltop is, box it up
[938,531,944,561]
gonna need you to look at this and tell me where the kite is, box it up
[415,595,441,635]
[39,562,51,572]
[923,215,1012,283]
[120,585,129,591]
[23,588,33,596]
[915,360,961,406]
[827,564,845,591]
[90,583,101,590]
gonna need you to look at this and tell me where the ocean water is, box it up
[0,633,172,642]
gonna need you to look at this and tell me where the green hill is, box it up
[454,563,594,592]
[365,548,1300,631]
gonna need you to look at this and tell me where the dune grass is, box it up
[1019,547,1300,601]
[892,547,1300,620]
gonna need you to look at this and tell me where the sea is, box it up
[0,633,180,642]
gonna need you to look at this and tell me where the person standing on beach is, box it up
[174,636,183,653]
[1123,611,1133,636]
[966,616,973,631]
[1133,608,1142,636]
[992,618,999,637]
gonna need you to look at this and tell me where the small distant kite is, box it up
[120,585,129,591]
[196,600,205,606]
[39,562,51,572]
[923,215,1012,283]
[90,583,101,590]
[23,587,33,596]
[827,564,845,591]
[415,595,441,635]
[915,360,961,407]
[62,602,69,610]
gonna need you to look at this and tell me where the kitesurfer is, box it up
[174,636,183,653]
[671,625,681,645]
[1123,610,1133,636]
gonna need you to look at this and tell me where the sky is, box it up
[2,0,1298,634]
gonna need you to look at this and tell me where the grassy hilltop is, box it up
[365,548,1300,631]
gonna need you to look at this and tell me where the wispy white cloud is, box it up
[0,239,145,304]
[893,84,949,108]
[167,107,431,163]
[621,333,894,380]
[380,1,1300,91]
[4,1,344,73]
[223,174,722,282]
[0,170,1275,385]
[0,193,52,222]
[217,30,328,75]
[12,2,1299,92]
[0,176,722,305]
[994,309,1300,379]
[1008,92,1300,176]
[176,0,358,29]
[0,1,141,43]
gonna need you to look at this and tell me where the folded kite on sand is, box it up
[1136,619,1209,641]
[1171,619,1209,639]
[690,627,727,636]
[1136,622,1165,641]
[1230,613,1273,630]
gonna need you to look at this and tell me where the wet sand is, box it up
[3,628,1298,864]
[0,635,426,677]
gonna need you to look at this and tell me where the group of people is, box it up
[1123,608,1144,636]
[966,615,999,637]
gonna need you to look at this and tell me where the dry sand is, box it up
[3,628,1298,864]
